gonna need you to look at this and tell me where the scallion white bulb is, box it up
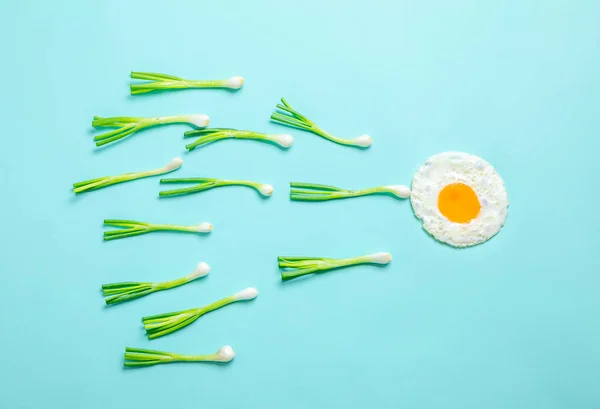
[271,134,294,148]
[163,157,184,172]
[225,76,244,89]
[186,262,211,280]
[187,114,210,128]
[233,287,259,301]
[216,345,236,362]
[193,222,213,232]
[352,134,372,147]
[385,185,411,198]
[366,252,392,264]
[258,184,274,196]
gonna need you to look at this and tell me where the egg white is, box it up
[410,151,509,247]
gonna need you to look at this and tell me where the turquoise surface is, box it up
[1,1,599,408]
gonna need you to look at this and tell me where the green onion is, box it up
[103,219,212,241]
[279,252,392,281]
[93,114,209,147]
[290,182,410,202]
[102,262,210,305]
[142,287,258,339]
[124,345,235,368]
[130,72,244,95]
[270,98,372,148]
[159,177,274,198]
[73,157,183,194]
[184,128,294,151]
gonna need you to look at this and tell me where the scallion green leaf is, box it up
[184,128,293,150]
[270,98,372,148]
[290,182,410,201]
[159,177,274,198]
[93,114,209,147]
[142,288,258,339]
[130,72,243,95]
[124,345,235,368]
[279,253,392,281]
[103,219,212,241]
[102,262,210,305]
[73,157,183,194]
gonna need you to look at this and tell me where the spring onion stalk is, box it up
[130,72,244,95]
[103,219,212,241]
[92,114,209,147]
[184,128,294,151]
[142,287,258,339]
[270,98,372,148]
[159,177,274,198]
[290,182,410,202]
[73,157,183,194]
[279,252,392,281]
[124,345,235,368]
[102,262,210,305]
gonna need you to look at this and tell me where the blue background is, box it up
[1,1,599,408]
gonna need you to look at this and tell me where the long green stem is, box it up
[102,262,210,305]
[278,253,392,281]
[103,218,212,241]
[124,345,235,367]
[130,72,244,95]
[92,113,209,147]
[270,98,372,148]
[72,157,183,194]
[290,182,410,202]
[141,288,258,339]
[159,177,274,198]
[184,128,293,151]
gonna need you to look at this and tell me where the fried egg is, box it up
[410,151,509,247]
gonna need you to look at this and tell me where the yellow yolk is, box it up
[438,183,481,223]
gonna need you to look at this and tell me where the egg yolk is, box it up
[438,183,481,223]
